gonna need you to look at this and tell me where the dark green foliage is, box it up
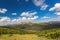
[36,28,60,39]
[0,27,36,34]
[47,33,60,39]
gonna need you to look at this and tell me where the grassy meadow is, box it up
[0,23,60,40]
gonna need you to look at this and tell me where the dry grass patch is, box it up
[0,34,53,40]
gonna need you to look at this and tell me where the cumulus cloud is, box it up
[40,16,60,23]
[42,16,50,18]
[49,3,60,16]
[0,17,11,26]
[22,17,27,21]
[0,17,21,26]
[21,12,37,17]
[33,16,38,19]
[55,12,60,16]
[27,16,38,21]
[12,19,17,22]
[32,0,48,10]
[49,3,60,11]
[21,12,38,22]
[32,0,45,6]
[0,16,38,26]
[12,13,17,15]
[0,11,38,26]
[0,8,7,13]
[0,9,38,26]
[40,4,48,10]
[21,12,29,17]
[0,17,10,22]
[49,7,55,11]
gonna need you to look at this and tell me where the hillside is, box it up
[0,27,60,40]
[0,22,60,40]
[3,22,60,30]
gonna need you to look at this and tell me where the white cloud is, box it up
[22,17,27,21]
[32,0,48,10]
[0,11,38,26]
[32,0,45,6]
[21,16,38,22]
[40,4,48,10]
[0,16,38,26]
[49,3,60,16]
[0,17,11,26]
[27,16,38,21]
[49,3,60,11]
[0,8,7,13]
[39,16,60,23]
[42,16,50,18]
[34,16,38,19]
[0,17,10,22]
[21,12,29,17]
[21,12,38,21]
[12,19,17,22]
[55,12,60,16]
[0,17,21,26]
[12,13,17,15]
[11,19,19,24]
[49,7,55,11]
[21,12,37,17]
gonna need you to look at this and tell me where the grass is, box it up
[0,34,57,40]
[0,27,60,40]
[0,34,40,40]
[0,34,60,40]
[36,28,60,39]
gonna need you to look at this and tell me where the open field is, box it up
[0,34,60,40]
[0,27,60,40]
[0,23,60,40]
[0,34,40,40]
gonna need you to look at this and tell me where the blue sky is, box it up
[0,0,60,25]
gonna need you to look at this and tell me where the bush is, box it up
[47,33,60,39]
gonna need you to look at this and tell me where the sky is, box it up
[0,0,60,26]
